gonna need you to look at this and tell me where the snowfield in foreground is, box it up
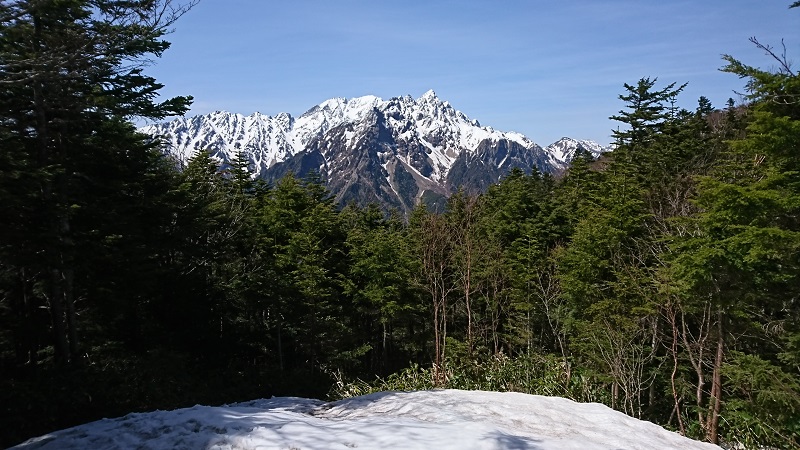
[14,389,719,450]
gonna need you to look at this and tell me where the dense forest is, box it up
[1,1,799,448]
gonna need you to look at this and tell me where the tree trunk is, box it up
[14,268,40,367]
[64,264,79,362]
[381,320,388,373]
[33,10,79,366]
[433,301,441,371]
[49,268,69,365]
[707,310,724,444]
[277,313,284,372]
[464,256,472,353]
[681,302,709,432]
[440,275,448,384]
[32,11,71,366]
[667,302,686,435]
[61,214,80,363]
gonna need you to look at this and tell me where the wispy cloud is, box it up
[151,0,800,145]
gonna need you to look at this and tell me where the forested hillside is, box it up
[1,1,799,448]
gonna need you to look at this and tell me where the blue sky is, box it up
[148,1,800,146]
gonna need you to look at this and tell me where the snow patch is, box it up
[13,390,721,450]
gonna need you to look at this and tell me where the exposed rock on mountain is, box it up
[142,91,609,212]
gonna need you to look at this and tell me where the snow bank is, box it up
[13,389,720,449]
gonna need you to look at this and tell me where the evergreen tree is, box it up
[482,167,567,356]
[254,172,352,386]
[0,0,194,366]
[670,21,800,444]
[0,1,196,444]
[610,77,686,153]
[342,203,422,374]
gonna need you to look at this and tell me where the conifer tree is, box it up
[610,77,686,153]
[0,0,194,366]
[0,1,196,444]
[342,203,421,374]
[670,18,800,444]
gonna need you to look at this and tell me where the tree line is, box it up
[1,1,799,448]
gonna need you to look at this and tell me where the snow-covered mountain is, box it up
[545,137,607,163]
[12,390,719,450]
[142,91,609,212]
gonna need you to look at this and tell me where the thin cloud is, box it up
[149,1,800,147]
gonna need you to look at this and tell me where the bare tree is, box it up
[414,211,456,383]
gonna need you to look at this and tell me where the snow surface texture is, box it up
[141,91,608,180]
[14,389,719,450]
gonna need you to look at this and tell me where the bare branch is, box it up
[749,36,795,76]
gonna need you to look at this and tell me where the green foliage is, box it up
[330,349,610,405]
[722,352,800,448]
[610,77,686,151]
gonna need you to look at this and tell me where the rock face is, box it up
[142,90,609,212]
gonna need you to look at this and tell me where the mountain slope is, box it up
[142,91,609,211]
[545,137,607,163]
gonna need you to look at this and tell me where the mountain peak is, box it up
[142,91,606,213]
[420,89,438,101]
[545,137,609,164]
